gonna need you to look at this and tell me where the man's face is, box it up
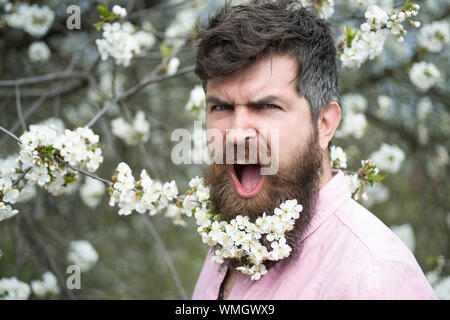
[203,54,324,261]
[205,54,317,194]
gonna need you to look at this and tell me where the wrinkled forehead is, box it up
[205,55,299,104]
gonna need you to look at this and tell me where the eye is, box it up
[211,105,233,112]
[261,104,280,110]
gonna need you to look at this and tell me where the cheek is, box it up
[277,123,311,166]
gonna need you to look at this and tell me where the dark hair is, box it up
[194,0,338,126]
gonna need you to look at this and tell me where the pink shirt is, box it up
[192,170,437,300]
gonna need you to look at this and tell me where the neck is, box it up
[316,153,333,191]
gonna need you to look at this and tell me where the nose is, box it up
[227,106,257,145]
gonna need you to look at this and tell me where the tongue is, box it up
[240,165,262,190]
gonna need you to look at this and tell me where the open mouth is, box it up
[228,163,265,198]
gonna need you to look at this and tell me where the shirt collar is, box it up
[300,169,351,241]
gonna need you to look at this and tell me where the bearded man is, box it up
[191,0,436,300]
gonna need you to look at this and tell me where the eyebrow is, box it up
[205,95,287,107]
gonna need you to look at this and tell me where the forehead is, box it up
[205,55,299,103]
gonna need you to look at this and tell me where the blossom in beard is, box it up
[191,175,303,280]
[0,277,30,300]
[67,240,99,272]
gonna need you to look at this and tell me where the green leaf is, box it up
[159,43,174,58]
[97,5,108,17]
[93,21,104,31]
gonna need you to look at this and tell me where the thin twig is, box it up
[142,215,188,299]
[15,85,26,132]
[0,125,22,144]
[54,156,113,187]
[11,167,31,188]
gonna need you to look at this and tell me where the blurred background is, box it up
[0,0,449,299]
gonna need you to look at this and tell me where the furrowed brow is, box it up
[205,96,232,106]
[247,95,286,107]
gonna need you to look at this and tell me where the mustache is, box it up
[208,140,279,175]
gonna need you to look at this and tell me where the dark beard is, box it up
[203,132,324,270]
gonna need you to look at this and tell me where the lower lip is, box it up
[228,164,265,199]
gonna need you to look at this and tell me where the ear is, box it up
[317,102,341,150]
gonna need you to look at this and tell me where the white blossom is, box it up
[340,4,420,68]
[67,240,99,272]
[185,85,206,120]
[344,173,360,194]
[111,111,150,146]
[112,5,127,18]
[0,277,30,300]
[335,112,368,139]
[370,143,405,174]
[79,177,105,209]
[96,22,155,67]
[409,62,441,92]
[377,95,393,118]
[28,41,51,63]
[167,57,180,75]
[31,272,59,298]
[330,145,347,169]
[5,3,54,38]
[418,20,450,53]
[417,97,433,120]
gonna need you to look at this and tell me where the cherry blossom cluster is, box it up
[111,110,150,146]
[30,272,59,298]
[28,41,51,63]
[0,277,30,300]
[300,0,334,19]
[339,2,420,68]
[95,6,156,67]
[0,155,36,222]
[330,145,347,169]
[108,162,179,218]
[67,240,99,273]
[194,196,303,280]
[370,143,405,174]
[409,61,442,92]
[1,120,102,221]
[4,2,54,38]
[418,20,450,53]
[329,146,388,202]
[185,85,206,121]
[335,93,368,139]
[18,123,103,196]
